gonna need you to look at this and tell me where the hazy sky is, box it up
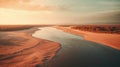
[0,0,119,24]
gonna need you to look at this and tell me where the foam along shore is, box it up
[55,26,120,50]
[0,27,60,67]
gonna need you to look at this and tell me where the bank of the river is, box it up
[55,26,120,50]
[0,27,60,67]
[33,27,120,67]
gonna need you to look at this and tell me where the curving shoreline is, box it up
[0,27,61,67]
[55,26,120,50]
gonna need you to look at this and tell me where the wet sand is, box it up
[55,26,120,50]
[0,27,60,67]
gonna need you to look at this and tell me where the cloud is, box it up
[98,1,120,6]
[0,0,68,11]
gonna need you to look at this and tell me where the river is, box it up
[33,27,120,67]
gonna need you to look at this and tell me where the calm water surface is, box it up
[33,27,120,67]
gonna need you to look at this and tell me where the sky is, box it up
[0,0,120,25]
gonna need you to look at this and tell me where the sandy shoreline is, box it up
[55,26,120,50]
[0,27,61,67]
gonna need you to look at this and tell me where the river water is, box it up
[33,27,120,67]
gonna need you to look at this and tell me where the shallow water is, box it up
[33,27,120,67]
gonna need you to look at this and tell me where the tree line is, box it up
[71,25,120,34]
